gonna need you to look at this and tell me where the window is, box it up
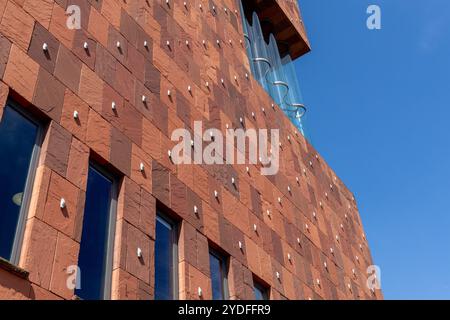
[209,250,228,300]
[75,164,117,300]
[253,279,269,300]
[239,0,307,135]
[154,214,178,300]
[0,103,41,263]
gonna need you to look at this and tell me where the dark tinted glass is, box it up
[75,166,113,300]
[210,252,227,300]
[154,215,175,300]
[254,281,269,300]
[0,106,38,260]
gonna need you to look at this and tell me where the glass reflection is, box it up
[210,252,227,300]
[253,282,269,300]
[76,166,113,300]
[155,215,176,300]
[0,106,38,261]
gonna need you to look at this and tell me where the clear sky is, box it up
[295,0,450,299]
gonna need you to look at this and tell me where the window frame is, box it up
[77,162,118,300]
[3,100,44,265]
[209,249,229,300]
[155,212,179,300]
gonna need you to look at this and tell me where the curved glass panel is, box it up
[267,34,288,107]
[239,1,307,135]
[239,0,256,76]
[248,12,272,92]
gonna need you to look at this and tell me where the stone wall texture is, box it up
[0,0,381,300]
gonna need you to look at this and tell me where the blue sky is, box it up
[295,0,450,299]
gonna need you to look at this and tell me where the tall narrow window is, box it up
[253,279,269,300]
[209,250,228,300]
[154,214,178,300]
[75,165,117,300]
[0,103,40,263]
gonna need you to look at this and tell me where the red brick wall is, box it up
[0,0,381,300]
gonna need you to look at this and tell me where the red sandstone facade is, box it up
[0,0,381,300]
